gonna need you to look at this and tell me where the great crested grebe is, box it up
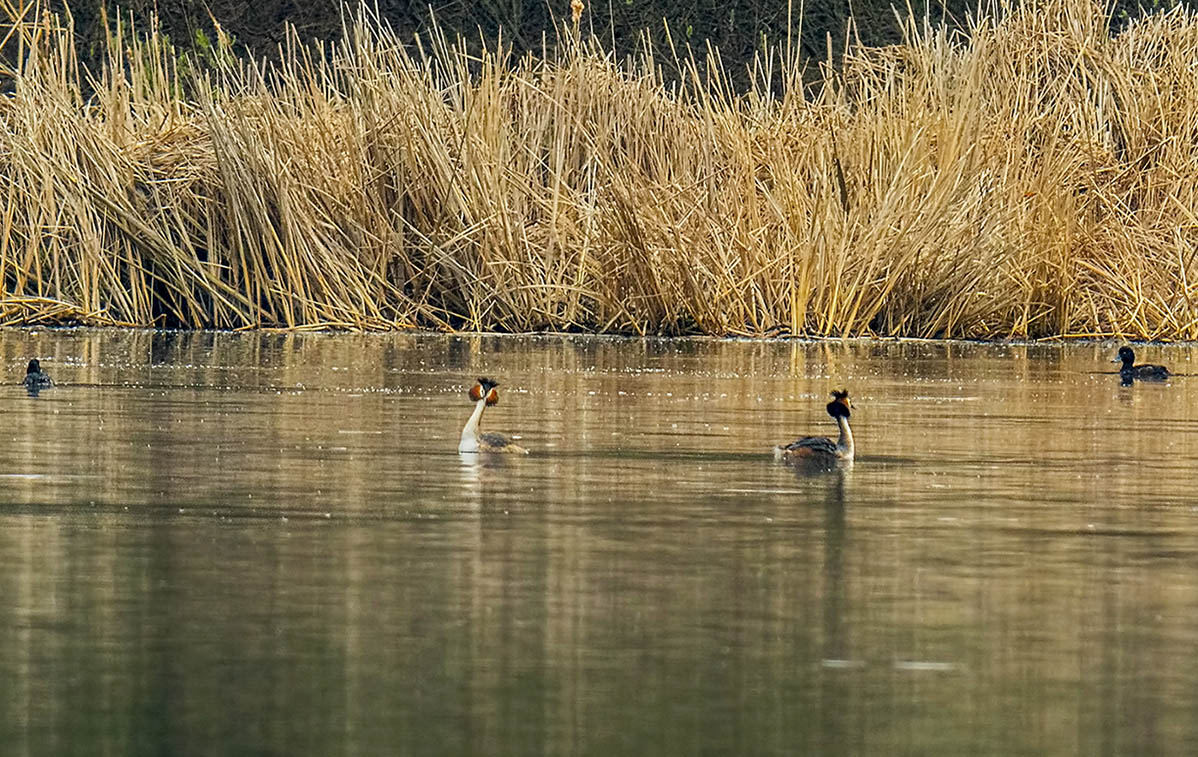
[774,389,854,464]
[22,359,52,390]
[1113,346,1170,381]
[458,377,529,454]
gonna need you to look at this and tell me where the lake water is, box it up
[1,329,1197,755]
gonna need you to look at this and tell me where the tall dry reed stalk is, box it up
[0,0,1196,337]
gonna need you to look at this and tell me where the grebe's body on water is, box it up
[774,390,854,465]
[1114,346,1170,381]
[459,377,529,454]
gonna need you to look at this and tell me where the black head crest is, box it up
[26,359,40,375]
[827,389,851,419]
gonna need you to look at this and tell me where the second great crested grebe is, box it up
[774,390,854,464]
[22,359,53,390]
[1113,346,1170,381]
[458,377,529,454]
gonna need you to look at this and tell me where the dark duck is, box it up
[22,359,53,392]
[1113,346,1169,381]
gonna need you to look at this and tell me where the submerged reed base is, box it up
[1,0,1197,338]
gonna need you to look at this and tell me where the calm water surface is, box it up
[2,330,1198,755]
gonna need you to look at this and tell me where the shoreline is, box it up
[3,323,1187,347]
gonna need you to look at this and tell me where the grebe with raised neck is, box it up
[1113,346,1169,381]
[774,390,854,464]
[458,377,529,454]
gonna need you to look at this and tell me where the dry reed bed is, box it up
[0,0,1196,337]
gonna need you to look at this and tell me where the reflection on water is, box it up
[1,330,1198,754]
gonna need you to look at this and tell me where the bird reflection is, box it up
[822,468,848,658]
[784,455,854,477]
[457,450,521,507]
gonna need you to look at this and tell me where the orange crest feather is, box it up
[469,377,501,404]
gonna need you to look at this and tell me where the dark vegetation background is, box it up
[46,0,1184,85]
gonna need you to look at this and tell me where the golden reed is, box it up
[0,0,1196,337]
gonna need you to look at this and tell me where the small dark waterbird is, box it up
[1113,346,1170,381]
[458,377,529,454]
[774,390,855,465]
[22,359,53,392]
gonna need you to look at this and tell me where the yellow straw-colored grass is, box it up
[1,0,1197,337]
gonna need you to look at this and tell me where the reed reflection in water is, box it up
[1,329,1197,755]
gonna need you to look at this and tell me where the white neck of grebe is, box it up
[458,398,488,453]
[836,415,854,460]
